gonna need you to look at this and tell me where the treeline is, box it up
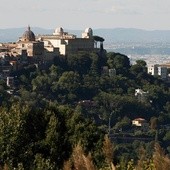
[0,50,170,169]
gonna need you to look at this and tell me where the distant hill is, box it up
[94,28,170,43]
[1,27,170,43]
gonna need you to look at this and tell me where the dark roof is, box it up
[22,26,35,42]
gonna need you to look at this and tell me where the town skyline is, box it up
[1,0,170,30]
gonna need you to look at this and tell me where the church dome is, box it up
[53,27,64,35]
[22,26,35,41]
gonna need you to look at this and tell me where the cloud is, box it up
[110,5,124,13]
[101,4,141,15]
[30,6,49,12]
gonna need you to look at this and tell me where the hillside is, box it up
[0,49,170,169]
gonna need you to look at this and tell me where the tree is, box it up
[57,71,80,92]
[150,117,158,130]
[153,143,170,170]
[103,135,115,166]
[0,103,46,168]
[55,71,81,103]
[67,52,92,75]
[114,116,131,131]
[163,131,170,142]
[71,143,96,170]
[90,52,102,76]
[107,52,130,76]
[136,60,147,67]
[130,60,147,79]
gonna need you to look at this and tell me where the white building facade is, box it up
[147,64,167,79]
[37,27,96,56]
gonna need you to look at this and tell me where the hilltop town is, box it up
[1,26,170,89]
[0,27,170,169]
[0,26,107,93]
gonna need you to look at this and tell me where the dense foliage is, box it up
[0,50,170,169]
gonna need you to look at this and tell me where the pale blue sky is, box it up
[0,0,169,30]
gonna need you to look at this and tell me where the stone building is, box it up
[16,26,44,62]
[0,26,104,75]
[1,26,60,64]
[37,27,96,56]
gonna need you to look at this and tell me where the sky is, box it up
[0,0,170,30]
